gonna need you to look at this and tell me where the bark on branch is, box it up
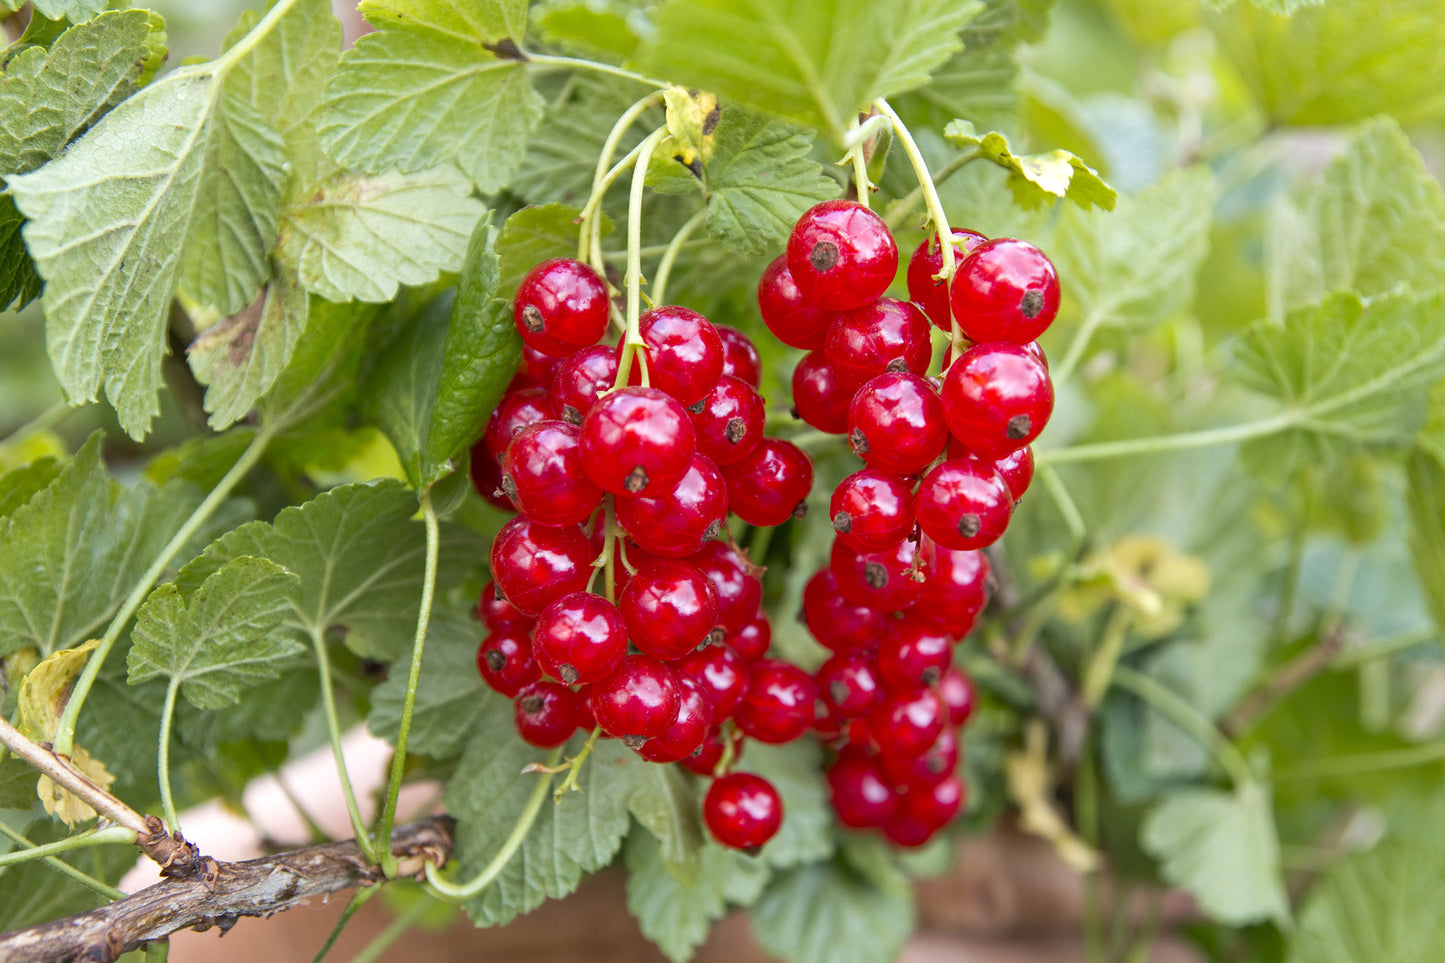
[0,816,455,963]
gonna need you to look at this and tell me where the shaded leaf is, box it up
[618,759,705,883]
[368,613,494,759]
[625,831,770,963]
[751,853,915,963]
[495,203,606,297]
[1406,451,1445,646]
[737,741,834,869]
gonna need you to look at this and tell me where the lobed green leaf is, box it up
[625,832,770,963]
[751,851,915,963]
[942,120,1114,210]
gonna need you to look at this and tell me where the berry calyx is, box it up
[829,469,917,553]
[579,386,696,495]
[704,772,783,851]
[950,238,1060,345]
[786,200,898,312]
[513,258,611,357]
[829,535,934,613]
[532,592,628,685]
[476,627,542,697]
[916,458,1013,551]
[690,376,766,467]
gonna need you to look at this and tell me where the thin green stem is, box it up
[1269,526,1305,644]
[157,680,181,833]
[1,399,69,450]
[375,493,440,875]
[884,151,979,231]
[310,884,381,963]
[846,113,872,209]
[553,726,602,800]
[1039,465,1087,543]
[1278,739,1445,782]
[524,52,668,90]
[425,747,565,900]
[1112,665,1254,789]
[350,893,436,963]
[0,821,125,900]
[1081,605,1131,709]
[214,0,301,68]
[55,426,276,756]
[1035,413,1297,467]
[0,825,135,870]
[311,625,377,863]
[577,91,665,265]
[1331,626,1435,668]
[1053,308,1106,385]
[613,128,667,390]
[651,208,707,306]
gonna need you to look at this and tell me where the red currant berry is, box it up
[622,306,724,405]
[951,238,1060,344]
[736,659,818,744]
[877,617,953,689]
[620,560,720,660]
[616,453,728,557]
[591,654,682,741]
[881,725,958,788]
[521,343,565,386]
[715,324,762,387]
[551,346,619,426]
[705,772,783,851]
[802,570,890,654]
[830,536,934,613]
[829,469,917,553]
[673,644,750,720]
[688,541,763,633]
[469,442,513,510]
[916,458,1013,551]
[913,548,990,638]
[791,351,852,434]
[906,229,988,329]
[682,726,744,776]
[514,680,584,748]
[690,376,765,467]
[722,438,813,527]
[1021,340,1048,369]
[883,814,935,848]
[824,298,932,388]
[993,446,1034,501]
[941,342,1053,457]
[817,653,884,717]
[847,372,949,476]
[477,581,532,631]
[724,616,771,662]
[937,667,977,727]
[638,675,715,763]
[477,627,541,697]
[490,518,593,616]
[786,200,898,312]
[484,386,557,460]
[758,256,831,349]
[900,774,965,830]
[828,747,898,829]
[513,258,610,357]
[532,592,627,685]
[579,386,696,495]
[500,421,604,526]
[870,686,947,759]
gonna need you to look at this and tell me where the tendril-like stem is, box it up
[613,128,667,391]
[651,208,707,307]
[577,91,666,269]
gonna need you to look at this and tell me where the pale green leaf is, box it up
[1207,0,1322,11]
[0,456,61,519]
[0,820,135,932]
[277,165,484,303]
[625,832,770,963]
[27,0,106,23]
[127,556,301,709]
[943,120,1115,210]
[618,758,705,884]
[1054,165,1214,331]
[642,0,984,144]
[737,741,833,869]
[751,854,915,963]
[535,1,640,60]
[1406,451,1445,646]
[256,299,379,431]
[358,0,528,42]
[1140,783,1289,926]
[368,613,494,759]
[318,25,543,193]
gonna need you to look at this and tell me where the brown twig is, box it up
[1222,628,1347,737]
[0,817,455,963]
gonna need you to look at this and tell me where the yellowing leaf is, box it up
[943,120,1116,210]
[36,745,113,827]
[18,639,97,742]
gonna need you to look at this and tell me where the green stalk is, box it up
[1081,606,1131,710]
[1034,414,1296,467]
[311,624,377,863]
[0,821,125,900]
[884,151,980,230]
[577,91,666,266]
[214,0,302,68]
[1112,665,1254,789]
[309,884,381,963]
[612,128,667,391]
[157,680,181,833]
[651,208,707,306]
[0,825,135,870]
[524,52,668,90]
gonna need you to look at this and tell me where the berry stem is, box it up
[310,622,379,863]
[524,52,669,91]
[845,111,874,209]
[1038,465,1087,543]
[577,90,665,267]
[651,207,707,306]
[613,127,668,391]
[1079,604,1130,710]
[156,679,181,833]
[424,746,566,900]
[1110,665,1255,790]
[1035,413,1297,466]
[883,150,980,231]
[553,726,603,800]
[1052,307,1106,385]
[374,489,441,876]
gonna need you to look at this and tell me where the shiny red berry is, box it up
[736,659,818,744]
[941,342,1053,457]
[484,386,557,460]
[883,814,935,848]
[825,298,932,388]
[802,570,890,654]
[877,617,953,689]
[579,386,696,495]
[916,458,1013,551]
[881,725,958,788]
[621,305,724,405]
[638,675,715,763]
[724,616,771,662]
[870,686,948,759]
[477,581,532,631]
[828,747,898,828]
[690,376,765,467]
[993,446,1035,501]
[673,644,750,720]
[682,726,744,776]
[913,548,990,638]
[551,345,618,426]
[786,200,898,311]
[513,258,611,357]
[532,592,627,685]
[791,351,852,434]
[616,453,728,557]
[591,654,682,740]
[689,541,763,633]
[619,561,720,660]
[758,256,831,349]
[937,667,977,726]
[847,372,948,476]
[489,518,593,616]
[830,536,934,613]
[951,238,1060,344]
[829,469,917,553]
[705,772,783,850]
[520,343,565,386]
[514,680,584,747]
[469,442,513,510]
[500,421,603,526]
[899,774,965,829]
[817,653,884,717]
[477,627,541,697]
[906,229,988,329]
[723,438,813,527]
[715,324,762,387]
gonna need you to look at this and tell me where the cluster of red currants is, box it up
[470,254,814,852]
[759,199,1061,847]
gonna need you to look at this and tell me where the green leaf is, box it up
[368,613,494,759]
[1288,836,1445,963]
[0,820,135,931]
[1208,0,1322,12]
[642,0,985,144]
[942,120,1115,210]
[0,456,61,518]
[1235,291,1445,479]
[0,754,38,809]
[1140,783,1289,926]
[535,1,640,60]
[0,10,156,176]
[256,299,379,432]
[277,165,484,303]
[751,854,915,963]
[625,832,770,963]
[1406,451,1445,646]
[449,709,632,927]
[1053,164,1214,332]
[0,195,43,311]
[1213,0,1445,125]
[737,741,834,869]
[698,108,840,255]
[617,759,705,883]
[27,0,106,24]
[495,203,608,297]
[318,12,543,193]
[126,556,301,709]
[1267,118,1445,318]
